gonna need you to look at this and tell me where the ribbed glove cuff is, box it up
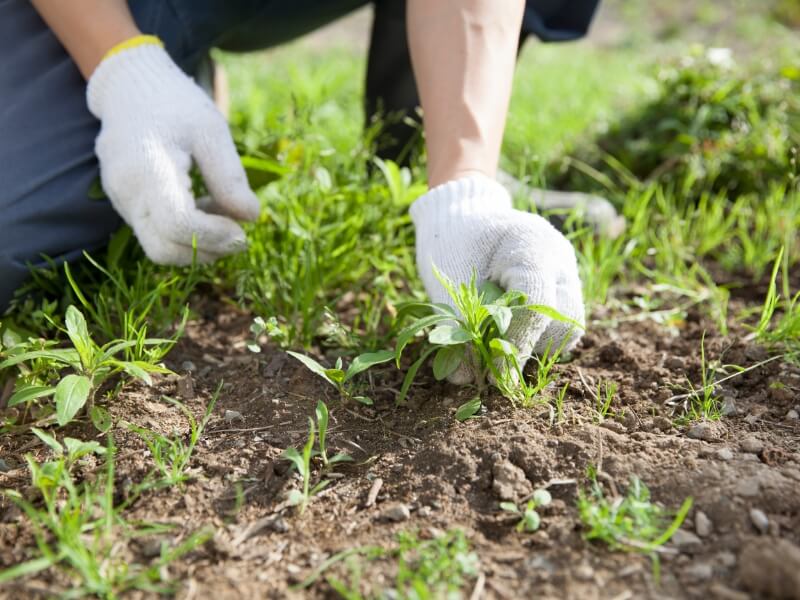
[87,44,183,119]
[409,175,513,227]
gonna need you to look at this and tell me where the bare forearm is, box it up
[407,0,524,187]
[30,0,140,78]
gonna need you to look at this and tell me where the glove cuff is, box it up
[409,175,513,228]
[87,43,184,119]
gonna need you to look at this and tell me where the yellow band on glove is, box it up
[103,34,164,61]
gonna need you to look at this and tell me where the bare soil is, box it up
[2,284,799,599]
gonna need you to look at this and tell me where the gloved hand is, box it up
[87,40,259,265]
[410,175,585,383]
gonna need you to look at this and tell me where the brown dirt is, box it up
[2,289,799,599]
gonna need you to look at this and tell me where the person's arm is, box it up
[406,0,585,382]
[407,0,524,187]
[30,0,141,78]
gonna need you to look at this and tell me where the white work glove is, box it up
[87,43,259,264]
[410,175,585,383]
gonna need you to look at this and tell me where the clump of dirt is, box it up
[1,293,799,599]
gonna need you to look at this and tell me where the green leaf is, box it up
[282,447,307,477]
[31,427,63,455]
[54,374,92,426]
[432,346,465,381]
[63,438,106,461]
[395,313,453,364]
[428,325,472,346]
[241,155,289,189]
[478,281,505,304]
[455,397,482,422]
[105,226,132,268]
[397,346,437,405]
[65,305,94,369]
[352,395,374,406]
[0,556,55,584]
[324,368,346,384]
[310,479,331,496]
[485,305,513,334]
[7,384,55,407]
[521,509,541,532]
[527,304,585,330]
[0,348,81,370]
[90,405,112,433]
[489,338,518,358]
[287,351,334,386]
[532,489,552,507]
[329,453,353,464]
[115,360,154,385]
[499,502,520,514]
[345,350,395,381]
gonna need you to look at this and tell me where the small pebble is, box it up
[740,436,764,454]
[786,409,799,421]
[574,563,594,581]
[687,421,724,442]
[716,551,737,568]
[671,529,702,550]
[224,410,244,423]
[181,360,197,372]
[0,458,10,473]
[715,448,734,461]
[685,562,713,581]
[749,508,769,534]
[379,503,411,523]
[417,506,432,518]
[695,511,713,537]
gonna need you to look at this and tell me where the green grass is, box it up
[0,435,212,597]
[298,528,480,599]
[578,471,693,579]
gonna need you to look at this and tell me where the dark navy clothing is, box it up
[0,0,599,311]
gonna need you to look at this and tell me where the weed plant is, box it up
[0,436,211,596]
[1,306,170,428]
[395,271,580,409]
[283,400,352,514]
[500,489,553,533]
[127,387,219,489]
[578,471,693,579]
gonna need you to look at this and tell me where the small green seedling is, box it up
[1,305,170,427]
[594,380,618,422]
[29,427,107,470]
[286,349,394,405]
[754,247,800,358]
[500,489,552,532]
[315,400,352,468]
[247,316,288,351]
[578,470,692,579]
[283,400,352,514]
[395,269,581,407]
[127,386,219,488]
